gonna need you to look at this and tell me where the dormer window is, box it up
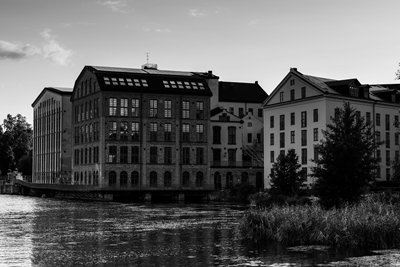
[363,87,369,98]
[349,86,359,97]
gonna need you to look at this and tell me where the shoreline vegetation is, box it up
[239,193,400,249]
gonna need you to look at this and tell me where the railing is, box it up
[210,161,263,168]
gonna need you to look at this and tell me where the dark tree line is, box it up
[0,114,32,176]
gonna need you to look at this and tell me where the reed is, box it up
[239,194,400,249]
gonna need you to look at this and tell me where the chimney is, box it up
[142,63,158,70]
[255,81,258,85]
[208,70,213,77]
[290,67,297,72]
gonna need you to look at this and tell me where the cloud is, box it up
[188,9,206,17]
[100,1,128,12]
[41,29,73,66]
[248,20,258,26]
[0,40,40,60]
[155,28,171,33]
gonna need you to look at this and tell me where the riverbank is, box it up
[239,194,400,249]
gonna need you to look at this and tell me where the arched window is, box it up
[131,171,139,187]
[241,172,249,184]
[109,171,116,186]
[164,171,172,187]
[226,172,233,188]
[84,171,87,184]
[196,171,203,187]
[182,171,190,187]
[214,172,221,190]
[150,171,157,187]
[88,171,92,185]
[94,171,99,186]
[256,172,263,189]
[120,171,128,187]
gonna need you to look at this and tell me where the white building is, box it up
[263,68,400,187]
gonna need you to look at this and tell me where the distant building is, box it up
[31,87,73,184]
[263,67,400,187]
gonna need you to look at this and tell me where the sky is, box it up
[1,0,400,125]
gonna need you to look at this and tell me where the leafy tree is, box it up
[269,148,306,197]
[311,102,381,208]
[0,114,32,175]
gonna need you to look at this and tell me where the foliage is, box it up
[239,194,400,249]
[269,149,306,197]
[311,102,381,208]
[396,63,400,80]
[391,156,400,184]
[0,114,32,175]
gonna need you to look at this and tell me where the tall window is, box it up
[366,112,371,124]
[120,171,128,187]
[270,151,275,163]
[164,172,172,187]
[301,87,306,98]
[280,115,285,130]
[290,131,295,143]
[396,133,399,146]
[386,150,391,166]
[109,171,116,186]
[376,113,381,126]
[150,147,158,164]
[258,109,263,117]
[270,116,274,128]
[132,98,139,117]
[164,147,172,164]
[131,122,139,141]
[196,101,204,119]
[164,100,172,118]
[196,124,204,142]
[280,132,285,148]
[301,111,307,127]
[228,149,236,166]
[182,123,190,141]
[182,171,190,187]
[150,99,158,117]
[239,108,244,117]
[196,172,203,187]
[301,148,307,164]
[196,148,204,164]
[313,109,318,122]
[164,123,172,141]
[386,114,390,131]
[120,121,128,140]
[108,146,117,163]
[150,171,157,187]
[131,171,139,187]
[247,133,253,143]
[109,121,117,140]
[150,122,158,141]
[213,126,221,144]
[120,98,128,116]
[228,127,236,144]
[131,146,139,163]
[182,147,190,164]
[386,132,390,148]
[290,89,295,101]
[109,98,117,116]
[291,112,295,125]
[120,146,128,163]
[182,101,190,119]
[270,133,274,146]
[279,92,284,102]
[301,130,307,146]
[313,128,318,141]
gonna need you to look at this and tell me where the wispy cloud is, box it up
[248,20,258,26]
[100,0,128,13]
[0,41,40,60]
[155,28,171,33]
[188,9,206,17]
[41,29,73,66]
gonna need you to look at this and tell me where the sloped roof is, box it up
[218,81,268,103]
[32,87,72,107]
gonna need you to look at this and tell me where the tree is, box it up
[311,102,381,208]
[396,63,400,80]
[269,149,306,197]
[0,114,32,175]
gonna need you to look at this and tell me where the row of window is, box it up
[73,171,99,185]
[74,99,100,122]
[279,86,307,103]
[271,109,317,129]
[104,77,148,87]
[163,80,205,90]
[76,79,98,99]
[226,107,263,118]
[74,147,100,165]
[212,126,237,145]
[74,123,100,144]
[270,128,319,147]
[106,145,205,165]
[270,149,314,165]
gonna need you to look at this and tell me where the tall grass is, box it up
[239,194,400,249]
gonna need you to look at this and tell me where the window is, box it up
[150,171,157,187]
[241,172,249,184]
[164,123,172,141]
[248,108,253,115]
[313,128,318,141]
[120,121,128,140]
[150,147,158,164]
[132,99,139,117]
[291,113,295,125]
[104,77,111,85]
[164,147,172,164]
[196,172,203,187]
[386,150,391,166]
[334,108,340,120]
[196,124,204,142]
[111,78,118,85]
[228,149,236,166]
[280,132,285,148]
[109,121,117,140]
[301,87,306,98]
[131,122,139,141]
[313,109,318,122]
[386,114,390,131]
[120,146,128,163]
[248,133,252,143]
[126,78,133,86]
[182,123,190,141]
[376,113,381,126]
[150,99,158,117]
[182,171,190,187]
[356,111,361,121]
[376,131,381,143]
[228,127,236,144]
[279,92,284,103]
[290,89,295,101]
[314,147,319,162]
[109,98,117,116]
[377,150,381,161]
[182,101,190,119]
[120,171,128,187]
[131,146,139,164]
[301,111,307,127]
[120,98,128,116]
[290,79,295,86]
[182,147,190,164]
[396,133,399,146]
[270,116,274,128]
[386,132,390,148]
[270,133,274,146]
[196,101,204,119]
[239,108,244,117]
[280,115,285,130]
[150,122,158,141]
[214,172,222,190]
[108,146,117,163]
[109,171,116,186]
[131,171,139,187]
[301,149,307,165]
[386,168,391,181]
[290,131,295,143]
[213,126,221,144]
[301,130,307,146]
[270,151,275,163]
[164,172,172,187]
[164,100,172,118]
[226,172,233,188]
[94,146,99,163]
[258,108,263,117]
[196,148,204,164]
[366,112,371,124]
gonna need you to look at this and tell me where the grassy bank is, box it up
[239,194,400,249]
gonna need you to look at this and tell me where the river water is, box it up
[0,195,375,267]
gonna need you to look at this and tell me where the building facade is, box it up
[263,67,400,187]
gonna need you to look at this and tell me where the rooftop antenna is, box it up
[146,53,149,64]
